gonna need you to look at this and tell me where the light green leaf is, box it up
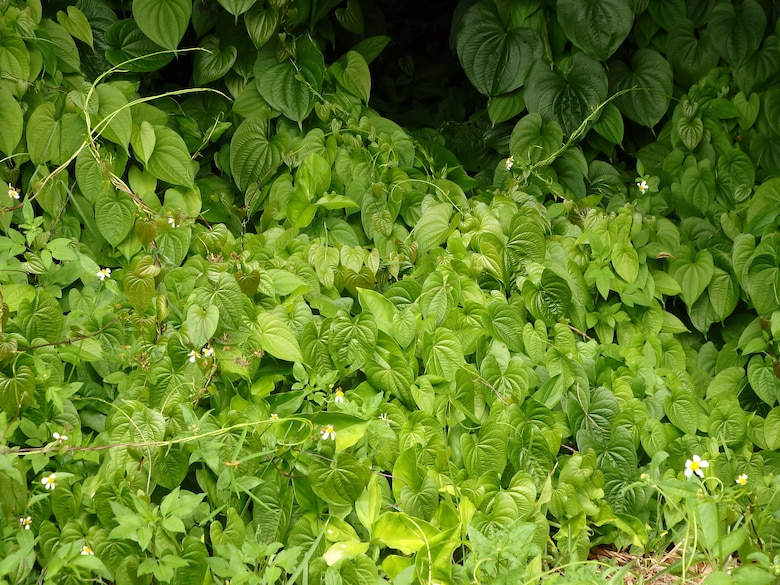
[26,102,86,166]
[330,51,371,103]
[611,239,639,284]
[57,6,94,48]
[424,328,462,379]
[664,388,699,434]
[95,192,135,246]
[133,0,191,50]
[0,87,23,155]
[309,453,370,506]
[357,288,396,335]
[372,513,436,555]
[365,350,415,407]
[124,255,159,312]
[146,125,194,188]
[217,0,257,16]
[131,121,156,166]
[0,366,35,413]
[462,422,508,477]
[522,269,572,325]
[257,312,303,362]
[95,83,132,149]
[748,355,780,406]
[0,35,30,94]
[509,113,564,165]
[329,313,377,370]
[186,304,219,348]
[412,201,456,255]
[38,20,81,73]
[105,19,174,73]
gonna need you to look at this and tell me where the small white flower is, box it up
[379,412,390,426]
[96,267,111,281]
[53,432,67,443]
[188,350,200,363]
[320,424,336,441]
[333,388,344,403]
[736,473,748,486]
[41,473,56,490]
[202,346,214,358]
[684,455,709,478]
[8,184,20,199]
[166,211,179,228]
[270,413,279,421]
[505,156,514,171]
[637,179,649,194]
[19,516,32,530]
[80,545,94,556]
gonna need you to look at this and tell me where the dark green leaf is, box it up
[557,0,634,61]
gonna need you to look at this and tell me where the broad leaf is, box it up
[145,125,194,188]
[456,0,542,96]
[609,49,673,128]
[194,36,237,85]
[230,116,284,192]
[309,453,370,506]
[253,35,325,123]
[557,0,634,61]
[95,192,135,246]
[133,0,191,50]
[524,52,608,136]
[329,51,371,103]
[708,0,766,68]
[105,19,174,72]
[0,87,23,155]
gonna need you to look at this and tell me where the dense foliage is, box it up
[2,0,780,583]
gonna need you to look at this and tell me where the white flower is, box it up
[320,424,336,441]
[379,413,390,426]
[684,455,709,478]
[41,473,56,490]
[8,184,20,199]
[19,516,32,530]
[270,413,279,421]
[333,388,344,403]
[505,156,514,170]
[637,179,649,194]
[166,211,179,228]
[736,473,748,486]
[202,346,214,358]
[188,350,200,363]
[80,545,94,556]
[96,268,111,281]
[53,432,67,443]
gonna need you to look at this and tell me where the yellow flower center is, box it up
[690,461,700,471]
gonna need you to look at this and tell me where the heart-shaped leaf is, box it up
[456,1,542,96]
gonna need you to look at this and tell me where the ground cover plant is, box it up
[1,0,780,583]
